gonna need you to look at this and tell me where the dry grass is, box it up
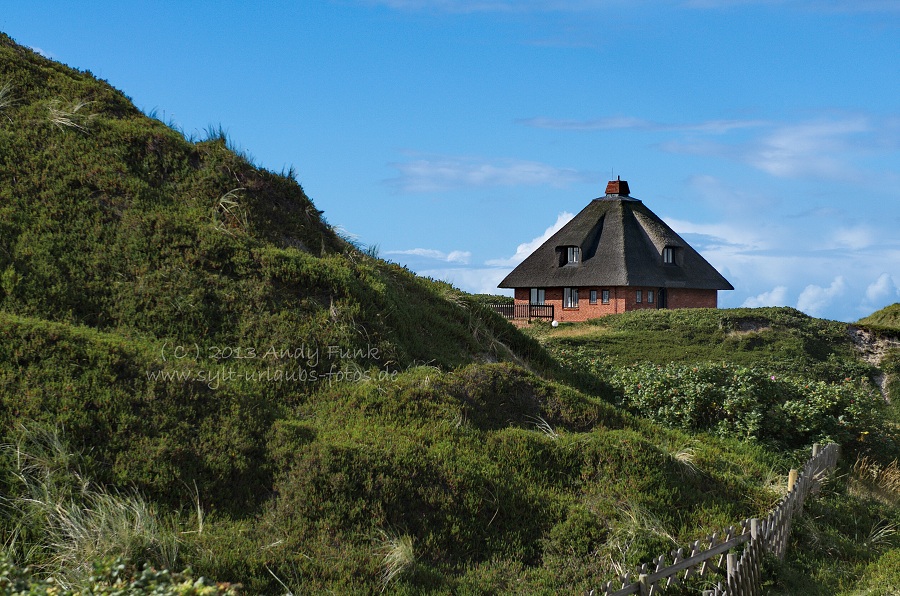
[376,530,415,592]
[849,456,900,506]
[47,99,95,132]
[1,425,182,588]
[761,466,791,500]
[540,325,617,340]
[604,503,678,577]
[527,415,560,440]
[661,439,701,479]
[211,188,248,233]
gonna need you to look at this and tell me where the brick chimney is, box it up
[605,176,630,196]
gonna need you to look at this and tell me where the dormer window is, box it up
[663,246,675,265]
[567,246,581,264]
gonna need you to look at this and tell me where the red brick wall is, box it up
[514,286,718,322]
[515,287,620,322]
[667,288,718,309]
[623,287,659,312]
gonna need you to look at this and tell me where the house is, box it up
[497,179,733,323]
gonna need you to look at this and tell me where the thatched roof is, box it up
[498,185,734,291]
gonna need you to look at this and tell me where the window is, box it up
[663,247,675,264]
[590,290,597,304]
[601,290,610,304]
[648,290,655,304]
[530,288,545,305]
[567,246,581,264]
[564,287,579,308]
[636,290,642,303]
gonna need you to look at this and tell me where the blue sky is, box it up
[3,0,899,322]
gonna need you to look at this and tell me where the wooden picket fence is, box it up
[592,443,840,596]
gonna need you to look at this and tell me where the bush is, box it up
[0,556,240,595]
[609,362,891,452]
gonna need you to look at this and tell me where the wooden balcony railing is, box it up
[488,303,554,321]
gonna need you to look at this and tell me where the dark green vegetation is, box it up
[1,33,899,594]
[531,308,891,456]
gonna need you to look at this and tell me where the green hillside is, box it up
[526,308,891,450]
[2,32,899,594]
[858,302,900,333]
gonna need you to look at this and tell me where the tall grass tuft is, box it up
[1,425,181,589]
[849,456,900,506]
[47,99,94,132]
[211,188,248,234]
[527,415,560,440]
[862,518,898,551]
[376,530,415,592]
[604,503,678,576]
[663,440,700,479]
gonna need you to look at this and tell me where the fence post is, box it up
[787,468,798,492]
[638,573,650,596]
[812,443,821,458]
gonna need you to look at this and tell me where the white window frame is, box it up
[663,247,675,264]
[564,287,579,308]
[567,246,581,264]
[589,290,597,304]
[530,288,545,305]
[601,289,610,304]
[636,290,642,303]
[648,290,655,304]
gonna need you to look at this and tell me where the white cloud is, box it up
[446,250,472,263]
[418,266,513,295]
[864,273,900,304]
[386,155,591,193]
[831,225,876,250]
[520,112,896,187]
[745,118,870,178]
[797,276,847,317]
[742,286,790,308]
[486,211,574,266]
[385,247,472,263]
